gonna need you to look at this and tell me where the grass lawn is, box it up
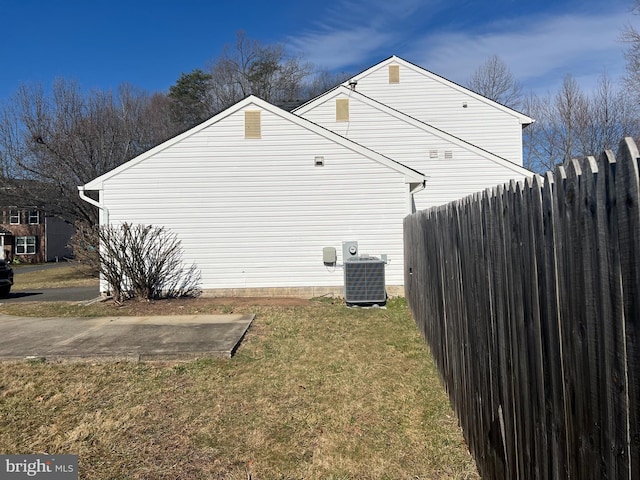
[0,276,477,479]
[10,263,99,290]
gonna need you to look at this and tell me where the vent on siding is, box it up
[429,150,438,159]
[389,64,400,84]
[245,110,261,139]
[336,98,349,122]
[444,151,453,159]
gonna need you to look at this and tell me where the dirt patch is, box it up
[104,296,315,315]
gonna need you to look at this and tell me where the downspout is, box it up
[77,186,109,224]
[408,179,427,214]
[78,186,110,296]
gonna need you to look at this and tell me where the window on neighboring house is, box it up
[16,236,36,255]
[28,210,40,224]
[9,209,20,224]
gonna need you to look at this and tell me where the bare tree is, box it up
[302,69,354,100]
[207,31,312,112]
[523,76,591,171]
[623,0,640,100]
[137,92,183,148]
[523,72,638,173]
[585,73,631,154]
[0,80,178,224]
[554,75,591,162]
[467,55,523,109]
[522,92,565,172]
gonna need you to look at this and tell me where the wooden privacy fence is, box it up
[404,137,640,479]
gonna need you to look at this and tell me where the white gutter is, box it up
[410,180,426,195]
[78,186,110,295]
[78,186,109,224]
[407,179,427,214]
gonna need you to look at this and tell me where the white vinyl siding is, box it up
[350,60,526,164]
[299,91,531,211]
[97,104,411,290]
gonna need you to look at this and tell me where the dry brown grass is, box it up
[0,297,478,479]
[11,264,98,290]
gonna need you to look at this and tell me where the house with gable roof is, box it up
[79,56,533,298]
[80,95,425,297]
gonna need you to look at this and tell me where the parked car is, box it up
[0,260,13,297]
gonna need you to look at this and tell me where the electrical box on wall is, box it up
[323,247,337,266]
[342,241,358,262]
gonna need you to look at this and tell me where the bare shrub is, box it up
[70,222,201,303]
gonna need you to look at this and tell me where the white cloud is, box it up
[287,0,443,71]
[287,1,634,95]
[288,26,395,70]
[406,9,633,93]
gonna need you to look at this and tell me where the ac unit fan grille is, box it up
[344,259,386,305]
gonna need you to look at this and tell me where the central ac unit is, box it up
[344,258,386,306]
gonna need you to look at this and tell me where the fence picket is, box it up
[615,138,640,478]
[540,170,569,479]
[596,149,629,480]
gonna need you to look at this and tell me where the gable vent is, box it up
[429,150,438,159]
[336,98,349,122]
[389,65,400,84]
[445,151,453,159]
[245,110,261,139]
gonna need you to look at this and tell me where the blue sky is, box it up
[0,0,635,102]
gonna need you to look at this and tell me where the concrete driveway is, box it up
[0,313,255,361]
[0,263,255,361]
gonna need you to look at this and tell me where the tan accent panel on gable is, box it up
[389,64,400,84]
[245,110,261,138]
[336,98,349,122]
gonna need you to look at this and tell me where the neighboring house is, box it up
[294,84,532,211]
[79,56,534,297]
[338,56,533,165]
[79,95,425,296]
[0,206,74,263]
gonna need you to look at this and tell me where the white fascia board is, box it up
[297,85,533,178]
[82,95,426,189]
[343,55,534,126]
